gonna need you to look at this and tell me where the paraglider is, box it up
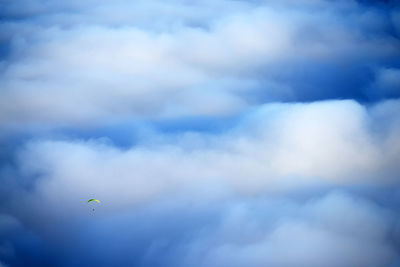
[88,198,100,211]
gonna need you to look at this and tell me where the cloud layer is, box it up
[0,0,399,126]
[1,0,400,266]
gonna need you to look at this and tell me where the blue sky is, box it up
[0,0,400,266]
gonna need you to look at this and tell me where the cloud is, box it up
[368,68,400,99]
[2,98,399,265]
[0,0,399,126]
[3,190,398,266]
[183,193,397,267]
[2,100,399,225]
[0,0,400,266]
[1,100,399,266]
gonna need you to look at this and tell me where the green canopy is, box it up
[88,199,100,203]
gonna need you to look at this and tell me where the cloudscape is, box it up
[0,0,400,266]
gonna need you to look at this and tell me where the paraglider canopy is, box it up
[88,199,100,212]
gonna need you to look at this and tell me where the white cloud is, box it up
[169,192,398,267]
[4,100,399,226]
[0,1,399,265]
[0,0,398,126]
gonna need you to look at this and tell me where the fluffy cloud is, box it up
[1,99,399,266]
[2,100,399,224]
[3,190,399,266]
[0,0,399,126]
[178,192,397,267]
[1,0,400,266]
